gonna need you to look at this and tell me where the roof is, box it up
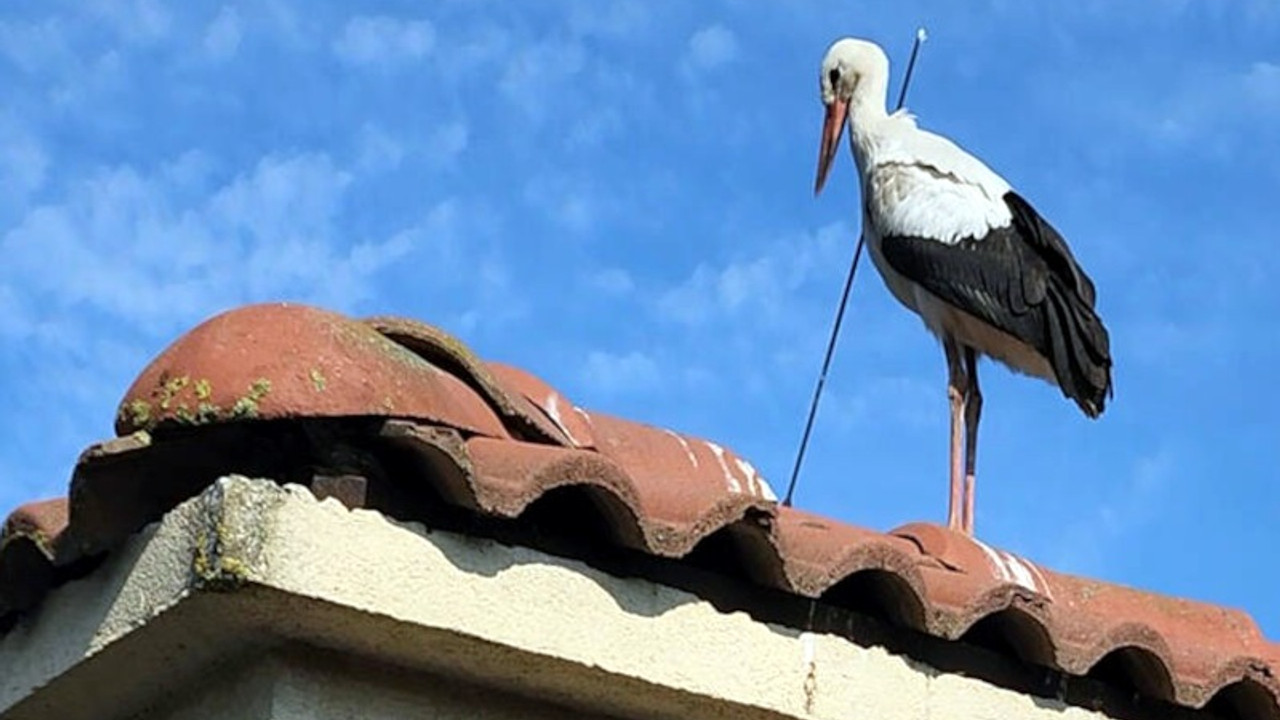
[2,302,1276,719]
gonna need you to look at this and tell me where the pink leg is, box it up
[944,341,966,532]
[962,348,982,535]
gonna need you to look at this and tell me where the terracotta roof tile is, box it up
[2,302,1276,718]
[0,498,67,619]
[115,303,511,439]
[484,361,596,449]
[2,497,68,549]
[365,316,574,446]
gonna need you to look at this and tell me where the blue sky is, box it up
[1,1,1278,636]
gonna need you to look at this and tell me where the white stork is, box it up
[813,37,1112,535]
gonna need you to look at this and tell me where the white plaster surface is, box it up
[150,651,604,720]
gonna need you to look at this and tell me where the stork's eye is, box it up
[828,69,840,86]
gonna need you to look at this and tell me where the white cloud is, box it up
[684,24,738,73]
[566,106,624,149]
[333,15,435,66]
[0,118,47,209]
[587,268,634,297]
[0,150,427,337]
[825,375,942,432]
[90,0,172,45]
[500,39,587,121]
[0,19,74,74]
[1050,447,1175,574]
[582,350,662,395]
[1085,59,1280,152]
[431,22,511,81]
[425,120,470,166]
[203,6,242,61]
[656,221,850,326]
[49,49,126,111]
[523,173,599,233]
[1244,61,1280,113]
[452,252,525,334]
[566,2,650,39]
[356,123,406,172]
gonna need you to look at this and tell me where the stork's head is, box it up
[815,38,890,195]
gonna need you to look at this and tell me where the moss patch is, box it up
[119,398,153,430]
[229,378,272,419]
[192,525,252,591]
[157,375,190,410]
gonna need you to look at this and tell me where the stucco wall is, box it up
[1,477,1120,720]
[151,651,611,720]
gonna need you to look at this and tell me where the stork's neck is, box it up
[846,74,891,178]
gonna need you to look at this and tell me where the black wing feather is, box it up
[879,192,1113,417]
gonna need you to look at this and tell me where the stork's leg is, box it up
[962,347,983,535]
[944,340,967,532]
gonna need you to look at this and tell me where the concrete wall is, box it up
[1,477,1121,720]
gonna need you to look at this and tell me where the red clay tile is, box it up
[771,506,931,630]
[893,522,1054,598]
[772,508,924,594]
[0,498,67,617]
[3,302,1277,718]
[1,498,69,553]
[486,362,596,449]
[116,303,509,439]
[365,316,572,445]
[463,435,648,550]
[582,413,776,554]
[1041,569,1278,707]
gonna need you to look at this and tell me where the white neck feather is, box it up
[847,76,891,179]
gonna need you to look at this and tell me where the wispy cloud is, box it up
[0,18,75,75]
[523,172,600,234]
[425,120,470,166]
[89,0,172,45]
[1244,61,1280,112]
[0,150,426,338]
[499,39,587,122]
[1031,52,1280,160]
[333,15,435,66]
[1049,447,1176,575]
[355,123,406,173]
[586,268,635,297]
[655,221,850,328]
[682,24,738,74]
[581,350,662,396]
[203,6,242,61]
[822,374,942,433]
[0,116,47,213]
[565,1,651,39]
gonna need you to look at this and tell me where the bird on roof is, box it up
[813,37,1112,535]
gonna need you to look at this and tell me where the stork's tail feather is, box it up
[1043,278,1112,418]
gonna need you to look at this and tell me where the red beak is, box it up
[814,98,848,196]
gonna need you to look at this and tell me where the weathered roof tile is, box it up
[116,303,511,438]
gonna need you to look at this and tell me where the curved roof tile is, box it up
[116,303,510,438]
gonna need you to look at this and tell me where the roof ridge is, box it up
[363,315,572,446]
